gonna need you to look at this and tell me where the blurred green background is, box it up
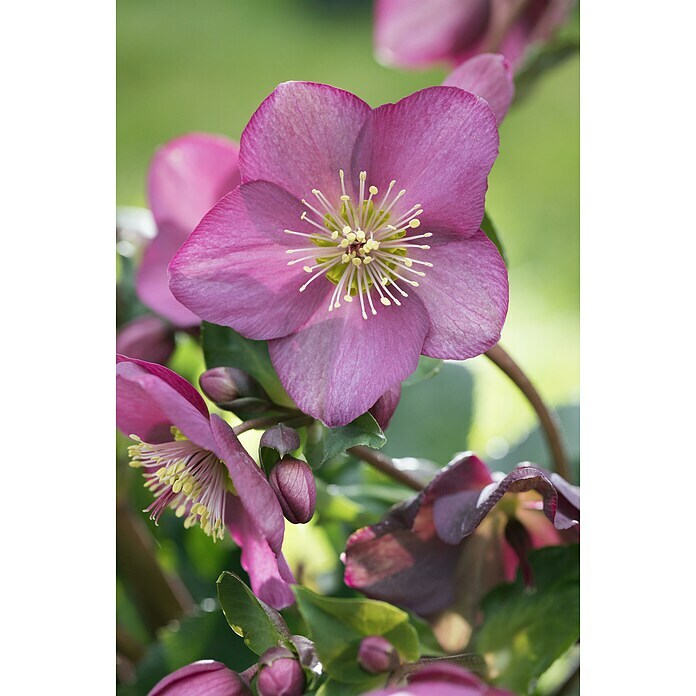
[117,0,579,458]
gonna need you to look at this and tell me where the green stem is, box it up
[485,343,570,480]
[232,412,312,436]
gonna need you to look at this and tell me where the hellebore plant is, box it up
[148,660,251,696]
[343,453,579,650]
[169,81,508,427]
[116,355,296,608]
[374,0,574,70]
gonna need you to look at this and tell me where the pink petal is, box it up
[374,0,491,68]
[116,315,175,365]
[269,293,429,427]
[138,133,241,327]
[414,229,508,360]
[149,660,249,696]
[352,87,498,238]
[239,82,371,202]
[443,54,514,124]
[370,382,402,431]
[225,496,296,610]
[210,415,286,554]
[168,181,331,340]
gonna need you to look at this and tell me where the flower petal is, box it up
[369,382,402,431]
[443,54,514,124]
[169,181,331,340]
[239,82,371,201]
[374,0,491,68]
[352,87,498,238]
[149,660,250,696]
[209,415,286,554]
[138,133,241,327]
[225,496,296,610]
[116,355,214,449]
[116,315,175,365]
[414,228,508,360]
[269,293,429,427]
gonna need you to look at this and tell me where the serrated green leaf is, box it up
[293,586,419,684]
[216,571,290,655]
[474,545,580,695]
[201,322,292,406]
[304,413,386,469]
[481,210,507,265]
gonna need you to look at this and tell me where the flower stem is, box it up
[232,412,313,436]
[348,445,423,491]
[485,343,570,480]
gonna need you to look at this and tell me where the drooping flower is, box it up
[268,456,316,525]
[148,660,251,696]
[364,663,514,696]
[256,647,306,696]
[169,82,508,427]
[443,54,514,124]
[137,133,241,328]
[343,453,579,650]
[374,0,574,70]
[116,354,295,608]
[116,314,176,365]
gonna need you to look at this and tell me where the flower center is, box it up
[128,429,232,541]
[284,170,433,320]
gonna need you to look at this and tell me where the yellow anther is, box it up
[380,297,391,306]
[175,505,187,518]
[423,233,433,237]
[364,256,373,264]
[356,230,366,241]
[340,238,350,248]
[369,185,378,195]
[346,232,356,242]
[339,169,344,177]
[156,467,167,479]
[340,195,350,201]
[172,480,183,494]
[344,295,353,302]
[409,219,421,228]
[351,257,362,266]
[342,225,351,234]
[303,265,313,273]
[312,188,319,194]
[360,171,367,180]
[421,245,431,250]
[331,230,339,239]
[183,482,193,495]
[372,241,380,250]
[404,259,413,267]
[341,254,351,263]
[381,276,389,284]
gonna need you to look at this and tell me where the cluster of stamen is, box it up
[284,170,433,319]
[128,429,232,541]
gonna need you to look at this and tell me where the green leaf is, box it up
[481,211,507,265]
[304,413,386,469]
[474,545,580,695]
[382,362,473,465]
[403,355,442,387]
[216,571,290,656]
[293,586,419,684]
[201,322,292,407]
[316,676,386,696]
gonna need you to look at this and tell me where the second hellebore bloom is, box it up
[116,355,295,608]
[343,453,579,650]
[169,82,508,427]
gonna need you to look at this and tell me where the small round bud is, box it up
[268,456,316,524]
[357,636,400,674]
[199,367,270,413]
[257,647,305,696]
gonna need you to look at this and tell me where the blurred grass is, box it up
[117,0,578,455]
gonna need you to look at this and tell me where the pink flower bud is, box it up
[199,367,270,413]
[358,635,400,674]
[257,647,305,696]
[268,456,316,524]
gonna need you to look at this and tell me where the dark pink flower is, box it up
[169,82,508,427]
[256,647,305,696]
[358,635,400,674]
[268,456,316,525]
[443,54,514,124]
[137,133,241,328]
[148,660,251,696]
[343,453,579,650]
[364,663,513,695]
[374,0,574,70]
[116,354,295,608]
[116,314,176,365]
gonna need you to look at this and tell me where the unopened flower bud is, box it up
[199,367,270,413]
[257,647,305,696]
[357,635,400,674]
[268,456,316,524]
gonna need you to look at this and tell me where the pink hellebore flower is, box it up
[148,660,251,696]
[116,355,295,608]
[115,314,176,365]
[169,82,508,427]
[137,133,241,328]
[374,0,574,70]
[364,663,514,696]
[343,453,579,650]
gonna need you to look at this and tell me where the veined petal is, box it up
[149,660,249,696]
[369,382,402,431]
[210,415,286,554]
[169,181,331,340]
[269,293,429,427]
[239,82,371,201]
[414,229,508,360]
[443,53,514,124]
[352,87,499,238]
[374,0,491,68]
[139,133,241,327]
[116,315,175,365]
[225,496,296,610]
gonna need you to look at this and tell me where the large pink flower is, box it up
[136,133,241,327]
[116,354,295,608]
[343,453,579,650]
[169,82,508,427]
[374,0,574,70]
